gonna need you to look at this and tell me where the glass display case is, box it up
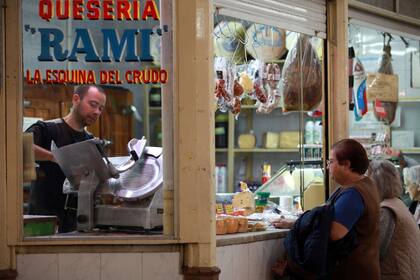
[254,160,325,211]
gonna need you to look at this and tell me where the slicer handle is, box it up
[130,150,139,161]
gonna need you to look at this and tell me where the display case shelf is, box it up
[216,148,228,152]
[398,97,420,103]
[234,148,299,153]
[400,148,420,154]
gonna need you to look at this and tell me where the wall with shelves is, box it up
[215,107,324,192]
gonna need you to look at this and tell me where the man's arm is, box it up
[26,121,55,162]
[33,144,55,162]
[330,188,364,241]
[330,221,349,241]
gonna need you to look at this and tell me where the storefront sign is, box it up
[25,0,169,85]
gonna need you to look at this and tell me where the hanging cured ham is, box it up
[374,36,397,124]
[281,35,322,112]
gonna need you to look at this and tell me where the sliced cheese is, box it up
[232,191,255,210]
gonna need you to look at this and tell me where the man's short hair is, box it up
[74,85,105,99]
[332,138,369,175]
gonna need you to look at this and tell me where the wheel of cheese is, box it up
[245,24,286,61]
[213,21,246,64]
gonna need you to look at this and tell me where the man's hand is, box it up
[272,218,295,229]
[384,147,401,158]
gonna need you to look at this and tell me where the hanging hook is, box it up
[213,8,222,39]
[386,32,393,45]
[400,36,409,48]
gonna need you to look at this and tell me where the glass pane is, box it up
[22,0,172,237]
[213,12,325,224]
[349,24,420,161]
[348,23,420,208]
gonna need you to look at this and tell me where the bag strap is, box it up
[327,187,343,206]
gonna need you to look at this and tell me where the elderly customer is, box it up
[403,165,420,228]
[367,160,420,280]
[273,139,381,279]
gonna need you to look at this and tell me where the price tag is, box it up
[216,203,224,214]
[224,204,234,215]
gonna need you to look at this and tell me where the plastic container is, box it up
[305,120,314,144]
[313,120,322,144]
[256,192,270,205]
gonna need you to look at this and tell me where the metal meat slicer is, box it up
[51,137,163,232]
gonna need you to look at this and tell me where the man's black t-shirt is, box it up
[26,118,93,232]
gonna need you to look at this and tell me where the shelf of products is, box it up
[215,109,324,193]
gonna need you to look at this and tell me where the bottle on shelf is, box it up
[305,120,314,144]
[153,118,162,147]
[216,164,227,193]
[261,162,271,184]
[313,120,322,144]
[149,86,162,107]
[215,114,228,148]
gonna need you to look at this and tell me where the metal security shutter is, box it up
[214,0,326,38]
[349,7,420,40]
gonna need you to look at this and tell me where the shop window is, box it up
[21,0,173,238]
[348,23,420,178]
[212,11,326,229]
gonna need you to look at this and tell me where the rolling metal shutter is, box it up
[213,0,327,38]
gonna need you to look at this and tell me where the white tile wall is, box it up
[58,253,101,280]
[216,245,234,280]
[16,240,283,280]
[216,238,286,280]
[101,253,142,280]
[16,252,182,280]
[17,254,59,280]
[142,252,182,280]
[231,244,249,280]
